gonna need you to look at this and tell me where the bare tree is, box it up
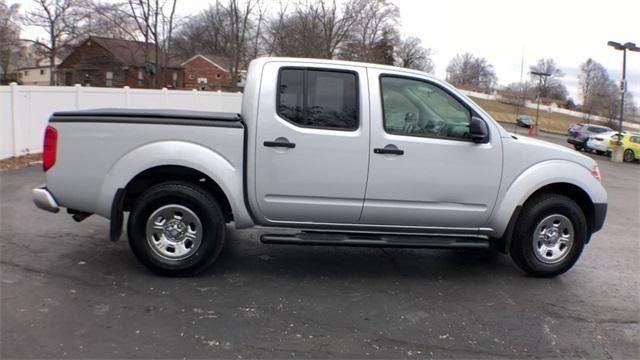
[446,53,497,92]
[23,0,87,85]
[267,2,324,58]
[220,0,259,86]
[123,0,179,88]
[84,1,140,39]
[341,0,399,63]
[579,58,618,121]
[265,0,354,59]
[0,0,22,82]
[173,2,230,59]
[529,58,568,101]
[394,36,433,73]
[624,92,637,120]
[316,0,355,59]
[502,81,533,115]
[249,0,265,60]
[173,0,263,88]
[261,1,287,56]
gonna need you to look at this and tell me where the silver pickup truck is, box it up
[33,57,607,277]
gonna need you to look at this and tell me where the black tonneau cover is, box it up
[51,108,242,128]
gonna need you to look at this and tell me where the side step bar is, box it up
[260,232,490,249]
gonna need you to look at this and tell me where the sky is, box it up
[393,0,640,101]
[13,0,640,102]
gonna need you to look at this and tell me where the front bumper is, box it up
[592,203,607,233]
[32,186,60,213]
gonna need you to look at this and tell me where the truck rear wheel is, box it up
[127,182,226,276]
[510,194,587,277]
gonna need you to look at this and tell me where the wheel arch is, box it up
[122,165,234,222]
[96,140,253,242]
[488,160,606,253]
[495,182,596,254]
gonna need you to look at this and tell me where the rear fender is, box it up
[96,140,253,227]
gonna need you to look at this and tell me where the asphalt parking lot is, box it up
[1,133,639,359]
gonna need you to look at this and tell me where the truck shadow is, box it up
[198,227,519,281]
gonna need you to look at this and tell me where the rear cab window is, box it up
[277,68,358,131]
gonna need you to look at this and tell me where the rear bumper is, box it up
[567,138,585,145]
[592,203,607,233]
[32,186,60,213]
[586,141,608,152]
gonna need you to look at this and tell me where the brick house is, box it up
[57,36,184,88]
[181,54,233,90]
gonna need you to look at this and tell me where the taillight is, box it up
[43,126,57,171]
[591,165,602,183]
[575,131,582,137]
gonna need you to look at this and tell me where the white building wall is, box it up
[18,67,53,85]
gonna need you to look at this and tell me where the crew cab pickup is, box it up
[33,57,607,277]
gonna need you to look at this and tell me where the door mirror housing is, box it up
[469,116,489,143]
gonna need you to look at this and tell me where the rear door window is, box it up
[277,69,358,131]
[588,127,609,134]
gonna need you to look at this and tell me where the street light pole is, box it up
[618,47,627,144]
[608,41,640,145]
[530,71,550,136]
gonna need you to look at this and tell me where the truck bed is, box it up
[45,108,247,222]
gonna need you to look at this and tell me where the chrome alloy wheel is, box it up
[532,214,574,264]
[145,204,203,260]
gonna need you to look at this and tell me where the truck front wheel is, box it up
[510,194,587,277]
[127,182,226,276]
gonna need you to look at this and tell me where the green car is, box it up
[609,133,640,162]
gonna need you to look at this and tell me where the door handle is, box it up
[264,138,296,148]
[374,147,404,155]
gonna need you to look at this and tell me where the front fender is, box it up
[487,160,607,238]
[96,140,252,228]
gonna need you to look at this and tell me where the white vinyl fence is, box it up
[1,84,243,160]
[2,84,638,160]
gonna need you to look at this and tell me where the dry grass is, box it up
[0,153,42,171]
[469,97,586,134]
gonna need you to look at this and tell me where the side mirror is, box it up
[469,116,489,143]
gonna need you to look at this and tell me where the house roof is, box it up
[77,36,182,68]
[181,54,230,72]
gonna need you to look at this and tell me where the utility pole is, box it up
[530,71,550,136]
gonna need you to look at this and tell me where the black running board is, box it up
[260,232,490,249]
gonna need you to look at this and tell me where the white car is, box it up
[587,131,624,155]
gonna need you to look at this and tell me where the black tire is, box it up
[623,149,635,162]
[127,182,226,276]
[510,194,587,277]
[595,150,605,156]
[573,144,583,151]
